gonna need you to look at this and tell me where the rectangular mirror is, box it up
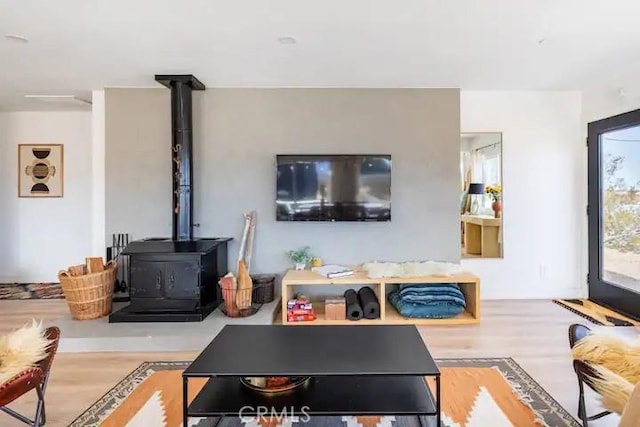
[460,132,503,259]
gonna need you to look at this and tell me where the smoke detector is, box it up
[277,36,297,45]
[4,34,29,43]
[24,95,92,106]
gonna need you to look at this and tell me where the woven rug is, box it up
[553,298,640,326]
[70,358,578,427]
[0,283,63,299]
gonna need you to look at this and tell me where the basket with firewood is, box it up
[58,257,117,320]
[219,211,263,318]
[219,260,262,318]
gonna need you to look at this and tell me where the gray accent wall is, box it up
[105,88,460,273]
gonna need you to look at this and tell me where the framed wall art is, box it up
[18,144,64,197]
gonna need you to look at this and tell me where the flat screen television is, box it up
[276,154,391,221]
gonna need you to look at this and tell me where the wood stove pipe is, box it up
[155,74,205,241]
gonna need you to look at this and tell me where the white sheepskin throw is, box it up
[571,330,640,414]
[0,320,51,385]
[362,261,463,278]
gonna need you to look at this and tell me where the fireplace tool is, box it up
[107,233,130,302]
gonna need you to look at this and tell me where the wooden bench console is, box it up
[281,269,480,326]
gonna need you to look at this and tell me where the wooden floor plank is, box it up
[0,299,629,427]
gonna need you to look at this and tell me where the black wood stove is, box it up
[109,75,231,323]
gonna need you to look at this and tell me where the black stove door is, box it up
[165,258,201,301]
[128,255,200,312]
[129,260,164,299]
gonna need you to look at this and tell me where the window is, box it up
[473,146,501,213]
[482,154,501,187]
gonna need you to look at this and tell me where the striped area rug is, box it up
[553,299,640,326]
[0,283,63,299]
[70,358,579,427]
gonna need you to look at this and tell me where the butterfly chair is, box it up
[0,326,60,427]
[568,324,612,427]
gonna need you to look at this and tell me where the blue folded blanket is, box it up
[388,284,466,319]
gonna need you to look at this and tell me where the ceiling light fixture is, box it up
[4,34,29,43]
[24,95,92,105]
[277,36,297,45]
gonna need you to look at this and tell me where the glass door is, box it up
[588,109,640,319]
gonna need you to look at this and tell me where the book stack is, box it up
[311,264,354,278]
[287,296,316,322]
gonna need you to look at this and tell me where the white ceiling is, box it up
[2,0,640,110]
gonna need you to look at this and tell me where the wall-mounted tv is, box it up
[276,154,391,222]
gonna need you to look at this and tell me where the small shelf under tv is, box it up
[280,268,480,326]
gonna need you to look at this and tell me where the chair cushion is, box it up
[571,331,640,386]
[571,330,640,415]
[0,320,51,385]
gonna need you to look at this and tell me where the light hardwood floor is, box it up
[0,299,630,427]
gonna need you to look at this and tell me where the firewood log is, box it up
[86,257,105,273]
[219,273,239,317]
[236,260,253,310]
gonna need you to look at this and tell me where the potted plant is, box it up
[286,246,313,270]
[485,185,502,218]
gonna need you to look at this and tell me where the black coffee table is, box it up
[183,325,441,426]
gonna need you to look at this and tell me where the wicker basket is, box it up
[251,274,276,304]
[219,280,261,318]
[58,261,117,320]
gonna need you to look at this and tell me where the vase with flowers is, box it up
[486,185,502,218]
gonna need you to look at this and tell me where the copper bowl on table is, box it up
[240,376,311,396]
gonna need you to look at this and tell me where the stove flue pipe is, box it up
[155,74,205,241]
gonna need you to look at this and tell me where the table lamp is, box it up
[467,183,485,215]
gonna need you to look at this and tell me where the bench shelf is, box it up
[281,269,480,326]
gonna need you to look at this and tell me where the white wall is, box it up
[91,91,106,256]
[460,91,584,299]
[0,114,10,279]
[105,89,462,274]
[582,88,640,124]
[0,90,596,294]
[0,111,93,283]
